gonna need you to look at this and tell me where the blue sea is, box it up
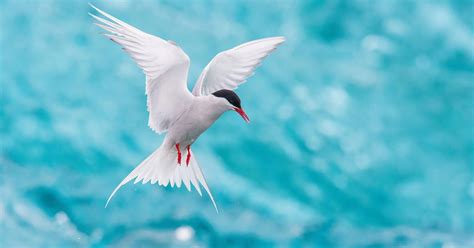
[1,0,473,247]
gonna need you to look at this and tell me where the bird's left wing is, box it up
[192,37,285,96]
[90,4,193,134]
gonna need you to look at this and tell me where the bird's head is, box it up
[212,89,250,123]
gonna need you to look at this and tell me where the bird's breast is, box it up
[166,99,226,146]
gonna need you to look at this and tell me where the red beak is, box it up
[234,107,250,123]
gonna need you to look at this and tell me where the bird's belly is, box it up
[167,115,215,146]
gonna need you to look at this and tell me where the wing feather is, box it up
[90,4,192,133]
[192,37,285,96]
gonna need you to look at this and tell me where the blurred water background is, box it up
[1,0,473,247]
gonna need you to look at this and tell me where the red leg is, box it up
[175,144,182,165]
[186,145,191,166]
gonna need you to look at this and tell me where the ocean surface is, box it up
[1,0,473,247]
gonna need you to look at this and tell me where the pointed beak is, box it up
[234,107,250,123]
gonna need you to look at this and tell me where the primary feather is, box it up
[192,37,285,96]
[90,3,193,134]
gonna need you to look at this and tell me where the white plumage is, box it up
[90,4,285,212]
[192,37,285,96]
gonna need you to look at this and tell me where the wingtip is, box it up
[88,3,101,20]
[88,2,98,10]
[257,36,286,46]
[261,36,286,43]
[88,2,107,18]
[88,12,98,20]
[274,36,286,44]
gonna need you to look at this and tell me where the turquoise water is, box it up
[1,0,473,247]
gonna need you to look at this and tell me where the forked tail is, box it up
[105,144,218,212]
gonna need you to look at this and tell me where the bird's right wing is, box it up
[90,4,193,134]
[192,37,285,96]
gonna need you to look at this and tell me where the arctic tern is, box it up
[89,4,285,211]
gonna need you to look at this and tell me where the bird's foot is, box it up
[186,145,191,166]
[175,144,182,165]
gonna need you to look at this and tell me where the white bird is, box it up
[89,4,285,212]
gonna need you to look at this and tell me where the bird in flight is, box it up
[89,4,285,212]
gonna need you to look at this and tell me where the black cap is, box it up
[212,89,242,109]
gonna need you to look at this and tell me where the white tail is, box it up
[105,144,218,212]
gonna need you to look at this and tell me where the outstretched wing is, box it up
[192,37,285,96]
[90,4,193,133]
